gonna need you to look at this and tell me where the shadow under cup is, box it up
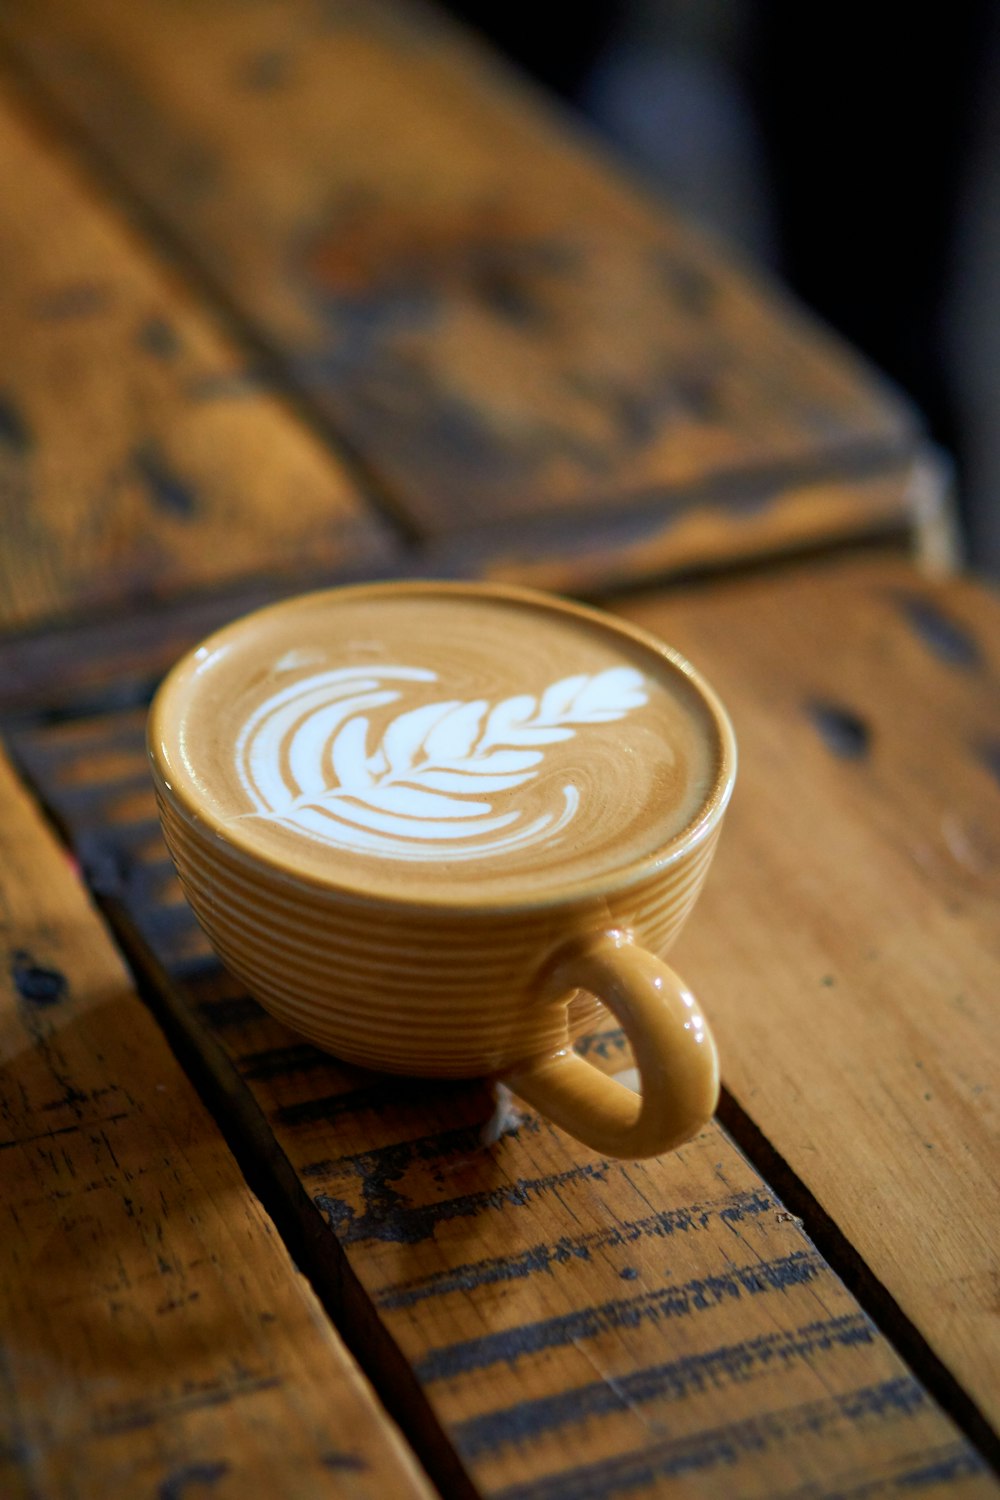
[147,582,736,1160]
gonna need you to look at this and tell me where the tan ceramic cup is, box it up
[148,582,736,1159]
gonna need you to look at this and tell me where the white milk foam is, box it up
[234,664,648,861]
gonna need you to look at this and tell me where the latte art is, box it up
[150,582,735,1158]
[234,665,649,860]
[156,586,724,903]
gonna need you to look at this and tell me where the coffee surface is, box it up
[158,588,723,902]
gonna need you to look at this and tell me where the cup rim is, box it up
[147,579,737,914]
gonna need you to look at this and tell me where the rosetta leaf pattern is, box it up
[289,666,647,822]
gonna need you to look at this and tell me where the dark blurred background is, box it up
[445,0,1000,576]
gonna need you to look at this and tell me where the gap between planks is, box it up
[714,1086,1000,1473]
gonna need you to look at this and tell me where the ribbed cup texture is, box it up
[156,787,720,1078]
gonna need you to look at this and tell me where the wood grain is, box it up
[612,557,1000,1438]
[0,0,934,585]
[0,748,433,1498]
[466,457,929,594]
[0,455,915,719]
[7,699,994,1496]
[0,85,392,631]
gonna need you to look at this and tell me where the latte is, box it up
[153,583,726,904]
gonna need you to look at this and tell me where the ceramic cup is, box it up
[147,581,736,1158]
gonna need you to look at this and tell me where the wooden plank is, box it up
[0,0,933,588]
[0,450,949,724]
[611,557,1000,1439]
[0,455,918,720]
[468,457,929,594]
[0,86,393,632]
[0,748,433,1498]
[0,567,415,723]
[7,705,994,1497]
[0,585,287,721]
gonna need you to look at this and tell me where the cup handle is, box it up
[503,931,719,1159]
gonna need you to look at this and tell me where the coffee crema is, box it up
[154,585,725,903]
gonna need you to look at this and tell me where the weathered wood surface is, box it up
[0,475,917,722]
[465,456,939,594]
[0,0,933,588]
[0,85,392,631]
[7,696,993,1494]
[0,747,433,1499]
[613,557,1000,1439]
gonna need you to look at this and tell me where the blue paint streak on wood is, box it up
[138,902,200,947]
[31,718,151,762]
[303,1119,538,1185]
[886,1445,989,1492]
[74,830,139,901]
[455,1314,876,1457]
[375,1189,775,1309]
[0,395,32,454]
[133,441,198,518]
[378,1238,588,1309]
[490,1380,931,1500]
[808,701,871,759]
[10,950,67,1006]
[158,1460,230,1499]
[416,1250,825,1381]
[48,771,155,814]
[894,593,982,668]
[321,1453,368,1471]
[21,679,157,728]
[313,1157,609,1247]
[157,950,222,986]
[96,1377,281,1437]
[574,1027,627,1061]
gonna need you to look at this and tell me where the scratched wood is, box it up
[473,455,941,594]
[0,86,393,632]
[611,557,1000,1442]
[5,705,993,1494]
[0,0,937,588]
[0,478,917,724]
[0,748,434,1499]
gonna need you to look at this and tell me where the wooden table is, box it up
[0,3,996,1497]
